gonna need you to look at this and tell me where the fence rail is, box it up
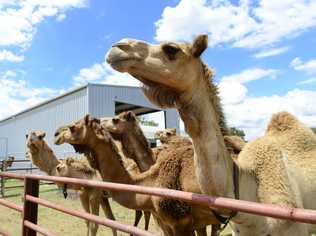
[0,171,316,236]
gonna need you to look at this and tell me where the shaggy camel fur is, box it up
[26,131,117,236]
[54,115,219,236]
[105,112,227,236]
[106,34,316,235]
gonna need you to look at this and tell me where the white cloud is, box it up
[0,49,24,62]
[219,68,277,109]
[297,77,316,85]
[0,70,62,119]
[222,89,316,139]
[290,57,316,74]
[254,47,289,59]
[73,57,140,87]
[0,0,87,49]
[56,13,66,22]
[218,68,316,139]
[155,0,316,49]
[221,68,278,84]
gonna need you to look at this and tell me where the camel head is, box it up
[56,157,96,180]
[54,114,103,146]
[26,131,46,153]
[224,135,246,160]
[154,128,177,144]
[103,111,138,135]
[107,34,211,108]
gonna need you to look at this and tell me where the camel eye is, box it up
[162,45,180,60]
[112,118,120,124]
[69,126,76,132]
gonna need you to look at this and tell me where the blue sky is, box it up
[1,0,316,139]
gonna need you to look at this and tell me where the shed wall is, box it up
[0,88,88,160]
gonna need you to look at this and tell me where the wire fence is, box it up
[0,171,316,236]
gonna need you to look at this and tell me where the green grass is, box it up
[0,179,232,235]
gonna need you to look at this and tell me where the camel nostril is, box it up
[112,42,131,50]
[56,166,61,171]
[54,131,59,137]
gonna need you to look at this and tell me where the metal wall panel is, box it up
[0,84,180,162]
[0,88,88,160]
[88,84,180,131]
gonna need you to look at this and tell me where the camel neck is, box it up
[89,138,133,184]
[178,78,234,198]
[88,136,153,210]
[31,143,59,176]
[120,127,155,172]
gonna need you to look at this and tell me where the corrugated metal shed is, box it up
[0,83,180,161]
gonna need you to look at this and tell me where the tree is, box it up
[311,127,316,134]
[229,127,246,140]
[137,116,159,127]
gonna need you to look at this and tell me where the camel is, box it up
[104,111,236,236]
[154,128,177,144]
[1,155,15,171]
[106,34,316,235]
[101,111,154,232]
[54,114,220,236]
[26,131,117,236]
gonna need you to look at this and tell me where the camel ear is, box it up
[192,34,208,57]
[84,114,91,125]
[125,111,136,121]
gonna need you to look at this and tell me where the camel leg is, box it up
[89,194,100,236]
[100,197,117,236]
[143,211,151,231]
[79,192,91,236]
[195,227,207,236]
[130,210,143,236]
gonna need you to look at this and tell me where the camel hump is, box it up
[266,112,300,134]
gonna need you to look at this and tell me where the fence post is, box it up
[0,161,4,197]
[22,178,39,236]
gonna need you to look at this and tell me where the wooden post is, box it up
[0,161,4,197]
[22,178,39,236]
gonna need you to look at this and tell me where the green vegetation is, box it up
[229,127,246,140]
[137,116,159,127]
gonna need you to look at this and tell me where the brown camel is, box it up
[54,115,220,236]
[104,111,230,236]
[1,155,15,171]
[102,111,154,233]
[26,131,117,236]
[106,34,316,235]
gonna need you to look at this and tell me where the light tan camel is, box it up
[26,131,117,236]
[54,115,220,236]
[154,128,177,144]
[106,35,316,235]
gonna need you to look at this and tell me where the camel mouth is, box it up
[106,46,141,72]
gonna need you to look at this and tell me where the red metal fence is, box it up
[1,171,316,236]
